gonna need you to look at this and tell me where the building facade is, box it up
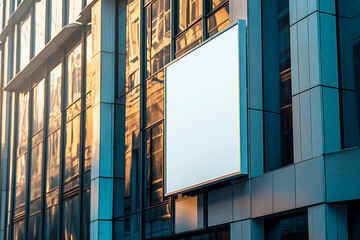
[0,0,359,239]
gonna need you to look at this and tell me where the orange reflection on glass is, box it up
[207,5,229,37]
[146,71,164,127]
[84,107,92,172]
[64,115,80,182]
[49,63,62,134]
[15,154,26,208]
[18,92,29,156]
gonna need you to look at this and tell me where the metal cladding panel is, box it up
[165,20,247,196]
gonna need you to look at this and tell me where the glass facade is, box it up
[337,0,360,148]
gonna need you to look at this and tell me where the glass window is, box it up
[44,205,59,240]
[62,196,79,240]
[67,44,82,106]
[86,33,93,93]
[145,71,164,127]
[32,79,45,146]
[144,203,171,238]
[145,124,164,207]
[18,92,29,156]
[265,213,308,240]
[124,86,140,215]
[177,0,202,32]
[175,195,204,233]
[50,0,63,39]
[27,213,41,240]
[68,0,82,23]
[126,0,141,92]
[19,14,31,71]
[34,0,46,56]
[81,189,90,240]
[64,115,80,182]
[49,63,62,134]
[175,20,202,57]
[30,143,43,201]
[262,0,293,172]
[5,0,10,23]
[146,0,171,76]
[84,108,92,172]
[0,1,3,30]
[15,154,26,208]
[13,221,24,240]
[207,4,229,37]
[337,0,360,148]
[3,36,8,84]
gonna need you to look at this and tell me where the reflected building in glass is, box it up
[0,0,359,240]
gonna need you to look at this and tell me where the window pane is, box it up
[13,221,24,240]
[15,155,26,208]
[266,213,308,239]
[44,205,59,240]
[146,71,164,127]
[114,214,139,240]
[124,87,140,215]
[47,130,61,193]
[82,190,90,240]
[144,203,171,238]
[175,20,202,56]
[126,0,141,92]
[211,0,227,10]
[3,36,8,84]
[19,15,31,71]
[177,0,202,32]
[51,0,63,39]
[84,108,92,172]
[189,0,202,24]
[49,63,62,133]
[207,4,229,37]
[148,0,171,75]
[86,33,93,93]
[64,115,80,182]
[30,143,43,200]
[68,0,82,23]
[27,213,41,240]
[33,79,45,135]
[34,0,46,55]
[62,196,79,240]
[67,44,82,106]
[145,124,164,207]
[18,92,29,156]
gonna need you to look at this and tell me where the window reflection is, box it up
[3,36,8,84]
[67,44,82,107]
[19,14,31,71]
[175,20,202,57]
[44,205,58,240]
[207,5,229,37]
[144,203,171,238]
[146,0,171,76]
[62,197,79,240]
[146,71,164,127]
[178,0,202,32]
[146,124,164,207]
[33,79,45,146]
[86,33,93,94]
[124,86,140,215]
[15,154,26,208]
[30,143,43,201]
[27,213,41,240]
[126,0,141,92]
[68,0,82,24]
[84,108,92,172]
[338,0,360,148]
[51,0,63,39]
[13,221,24,240]
[18,92,29,156]
[47,130,60,192]
[34,0,46,56]
[64,115,80,182]
[49,63,62,134]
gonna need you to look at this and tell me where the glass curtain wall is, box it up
[115,0,230,239]
[262,0,293,172]
[337,0,360,148]
[34,0,46,56]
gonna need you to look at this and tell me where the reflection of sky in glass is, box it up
[67,44,82,106]
[51,0,62,39]
[35,0,46,56]
[49,63,62,133]
[20,15,31,71]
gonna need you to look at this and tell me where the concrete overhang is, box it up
[4,23,83,92]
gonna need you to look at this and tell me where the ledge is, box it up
[4,23,83,92]
[77,0,98,24]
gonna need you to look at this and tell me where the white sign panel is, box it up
[165,21,247,196]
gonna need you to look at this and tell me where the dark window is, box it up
[265,213,308,240]
[348,202,360,240]
[337,0,360,148]
[262,0,293,172]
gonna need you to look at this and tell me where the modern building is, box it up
[0,0,359,239]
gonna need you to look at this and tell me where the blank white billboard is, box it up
[165,21,247,196]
